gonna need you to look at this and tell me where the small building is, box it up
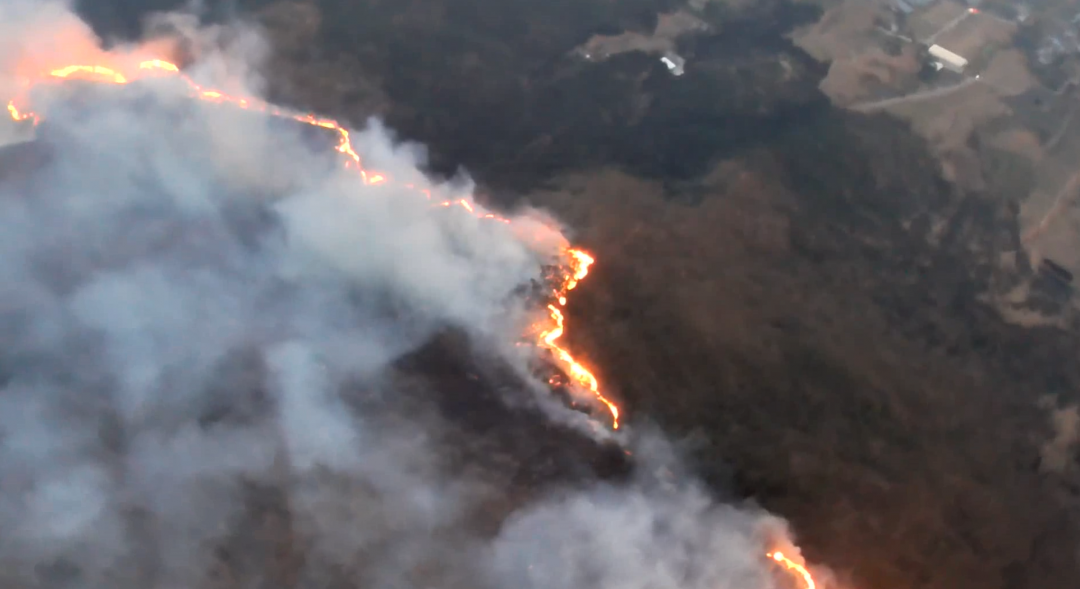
[928,43,969,72]
[660,53,685,76]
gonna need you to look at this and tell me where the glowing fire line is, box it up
[4,59,620,429]
[540,249,619,428]
[769,551,817,589]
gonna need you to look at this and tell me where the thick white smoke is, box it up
[0,2,808,588]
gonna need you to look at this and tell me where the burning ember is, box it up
[4,58,620,429]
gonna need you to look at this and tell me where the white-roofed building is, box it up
[928,43,969,72]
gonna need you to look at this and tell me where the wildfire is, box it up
[769,551,817,589]
[4,57,620,430]
[539,249,620,428]
[7,100,36,124]
[49,64,128,83]
[5,55,842,589]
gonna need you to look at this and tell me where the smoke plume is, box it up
[0,2,804,588]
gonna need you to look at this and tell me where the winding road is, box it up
[850,77,982,112]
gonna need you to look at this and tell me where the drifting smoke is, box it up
[0,1,813,588]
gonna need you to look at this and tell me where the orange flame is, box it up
[769,551,817,589]
[5,57,620,430]
[138,59,180,73]
[538,249,619,428]
[49,64,128,83]
[6,99,37,124]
